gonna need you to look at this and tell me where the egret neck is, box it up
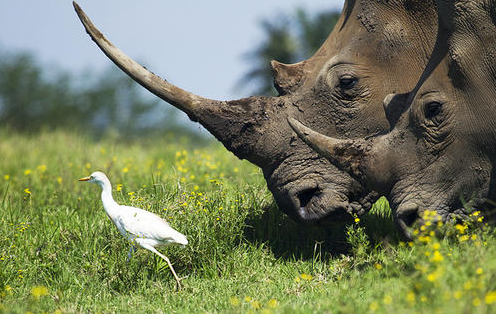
[97,176,118,219]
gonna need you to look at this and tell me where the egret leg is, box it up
[143,245,183,289]
[127,246,137,262]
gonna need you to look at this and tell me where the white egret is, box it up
[79,171,188,289]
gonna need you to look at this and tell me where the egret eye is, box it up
[425,101,442,118]
[339,76,358,89]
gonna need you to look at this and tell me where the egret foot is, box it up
[145,245,183,290]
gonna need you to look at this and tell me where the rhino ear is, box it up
[271,60,307,95]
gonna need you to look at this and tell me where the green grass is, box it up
[1,129,496,313]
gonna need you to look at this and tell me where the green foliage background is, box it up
[237,9,340,96]
[0,51,206,142]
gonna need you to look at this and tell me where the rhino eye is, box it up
[339,76,357,89]
[425,101,442,118]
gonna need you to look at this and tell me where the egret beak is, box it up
[79,176,91,181]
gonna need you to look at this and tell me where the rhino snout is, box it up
[394,202,420,240]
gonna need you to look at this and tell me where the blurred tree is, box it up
[238,8,340,96]
[0,51,206,141]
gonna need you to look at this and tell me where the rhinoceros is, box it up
[73,0,437,225]
[289,0,496,238]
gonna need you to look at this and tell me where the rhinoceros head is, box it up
[290,0,496,237]
[73,0,437,225]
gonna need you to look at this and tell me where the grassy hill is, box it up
[1,130,495,313]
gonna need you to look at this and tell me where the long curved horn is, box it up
[287,118,368,179]
[73,2,277,166]
[73,1,216,118]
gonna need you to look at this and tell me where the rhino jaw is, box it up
[271,173,377,225]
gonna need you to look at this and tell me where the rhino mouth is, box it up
[393,202,420,240]
[296,186,321,211]
[291,184,348,224]
[271,176,377,225]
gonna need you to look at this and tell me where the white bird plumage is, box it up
[79,171,187,288]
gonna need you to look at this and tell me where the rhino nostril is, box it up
[404,211,419,227]
[399,208,419,227]
[297,188,320,208]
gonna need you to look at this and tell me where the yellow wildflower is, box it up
[485,291,496,304]
[3,174,10,180]
[251,300,261,309]
[374,263,383,270]
[86,163,91,169]
[383,295,392,305]
[300,273,313,281]
[354,217,360,223]
[459,235,469,242]
[476,268,483,275]
[473,298,481,307]
[369,301,379,311]
[427,271,441,282]
[267,299,278,308]
[4,285,12,294]
[116,184,123,192]
[407,291,416,303]
[122,167,129,174]
[244,296,252,302]
[23,188,31,195]
[455,224,467,234]
[454,291,462,299]
[24,169,32,175]
[230,296,240,306]
[430,251,444,263]
[418,235,432,243]
[37,165,47,173]
[31,285,48,300]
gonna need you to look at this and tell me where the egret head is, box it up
[79,171,109,187]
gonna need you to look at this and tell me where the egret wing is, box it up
[117,206,184,242]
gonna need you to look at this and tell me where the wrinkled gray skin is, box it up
[289,0,496,238]
[73,1,437,225]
